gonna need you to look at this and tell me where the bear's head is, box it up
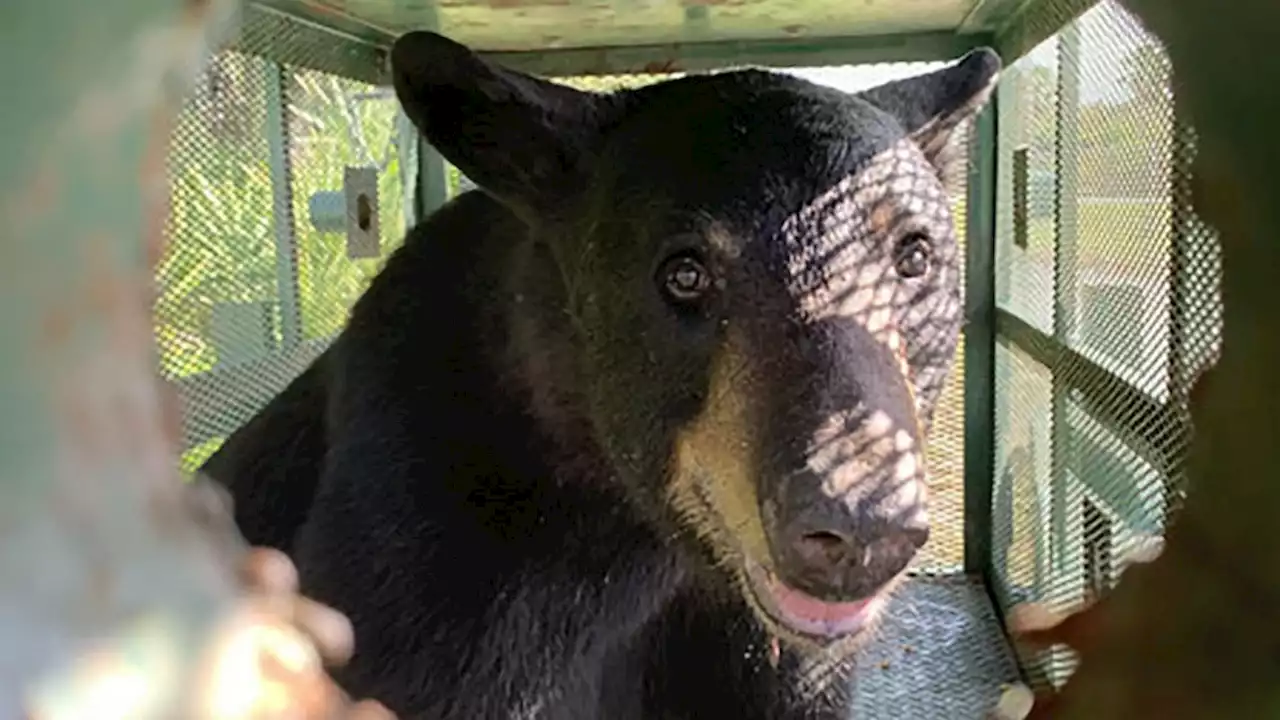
[392,33,998,653]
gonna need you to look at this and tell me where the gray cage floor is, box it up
[852,575,1021,719]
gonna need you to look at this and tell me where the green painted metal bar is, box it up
[960,0,1041,34]
[252,0,992,76]
[995,310,1188,498]
[1048,21,1081,577]
[1162,100,1204,522]
[986,64,1016,603]
[994,0,1098,64]
[251,0,398,49]
[0,0,246,715]
[963,96,1000,578]
[266,61,304,351]
[235,2,391,86]
[1165,122,1200,403]
[1052,26,1082,346]
[477,31,992,76]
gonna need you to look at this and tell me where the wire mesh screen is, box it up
[994,38,1058,336]
[157,35,409,474]
[443,63,973,574]
[287,71,408,340]
[990,0,1222,690]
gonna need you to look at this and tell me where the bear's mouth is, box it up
[744,560,889,642]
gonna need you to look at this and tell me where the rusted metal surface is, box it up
[254,0,981,52]
[0,0,391,717]
[1003,0,1280,716]
[470,31,984,76]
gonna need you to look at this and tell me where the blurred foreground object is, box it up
[0,0,391,717]
[1002,0,1280,717]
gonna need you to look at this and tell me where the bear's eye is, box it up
[893,232,933,279]
[658,253,712,305]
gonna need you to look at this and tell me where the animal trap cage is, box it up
[146,0,1220,716]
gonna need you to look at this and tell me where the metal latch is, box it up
[306,165,380,260]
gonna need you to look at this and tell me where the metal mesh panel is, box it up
[444,63,973,574]
[990,0,1223,690]
[994,38,1058,336]
[159,50,281,470]
[925,119,971,576]
[287,71,408,341]
[157,21,409,474]
[991,343,1055,608]
[854,576,1020,718]
[1060,5,1175,401]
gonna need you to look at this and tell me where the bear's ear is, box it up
[391,31,619,217]
[856,47,1001,176]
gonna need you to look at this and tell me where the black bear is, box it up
[200,31,998,719]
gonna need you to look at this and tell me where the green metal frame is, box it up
[995,312,1184,476]
[964,97,1000,580]
[987,0,1197,617]
[961,0,1045,33]
[244,0,1012,77]
[178,0,1202,629]
[994,0,1097,60]
[249,0,399,49]
[243,0,1106,79]
[266,60,304,352]
[478,32,988,76]
[1163,99,1204,521]
[234,2,391,85]
[1048,20,1080,582]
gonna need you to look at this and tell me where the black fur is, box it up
[201,357,327,555]
[200,33,999,719]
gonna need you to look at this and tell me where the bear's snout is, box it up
[758,318,931,604]
[771,465,929,602]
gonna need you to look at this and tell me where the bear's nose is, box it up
[774,475,929,600]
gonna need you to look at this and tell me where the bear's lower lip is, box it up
[745,562,885,639]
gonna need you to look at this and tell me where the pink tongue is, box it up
[769,579,871,622]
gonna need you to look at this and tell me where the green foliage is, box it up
[158,53,275,379]
[156,52,408,467]
[181,435,226,476]
[287,71,407,340]
[156,52,406,387]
